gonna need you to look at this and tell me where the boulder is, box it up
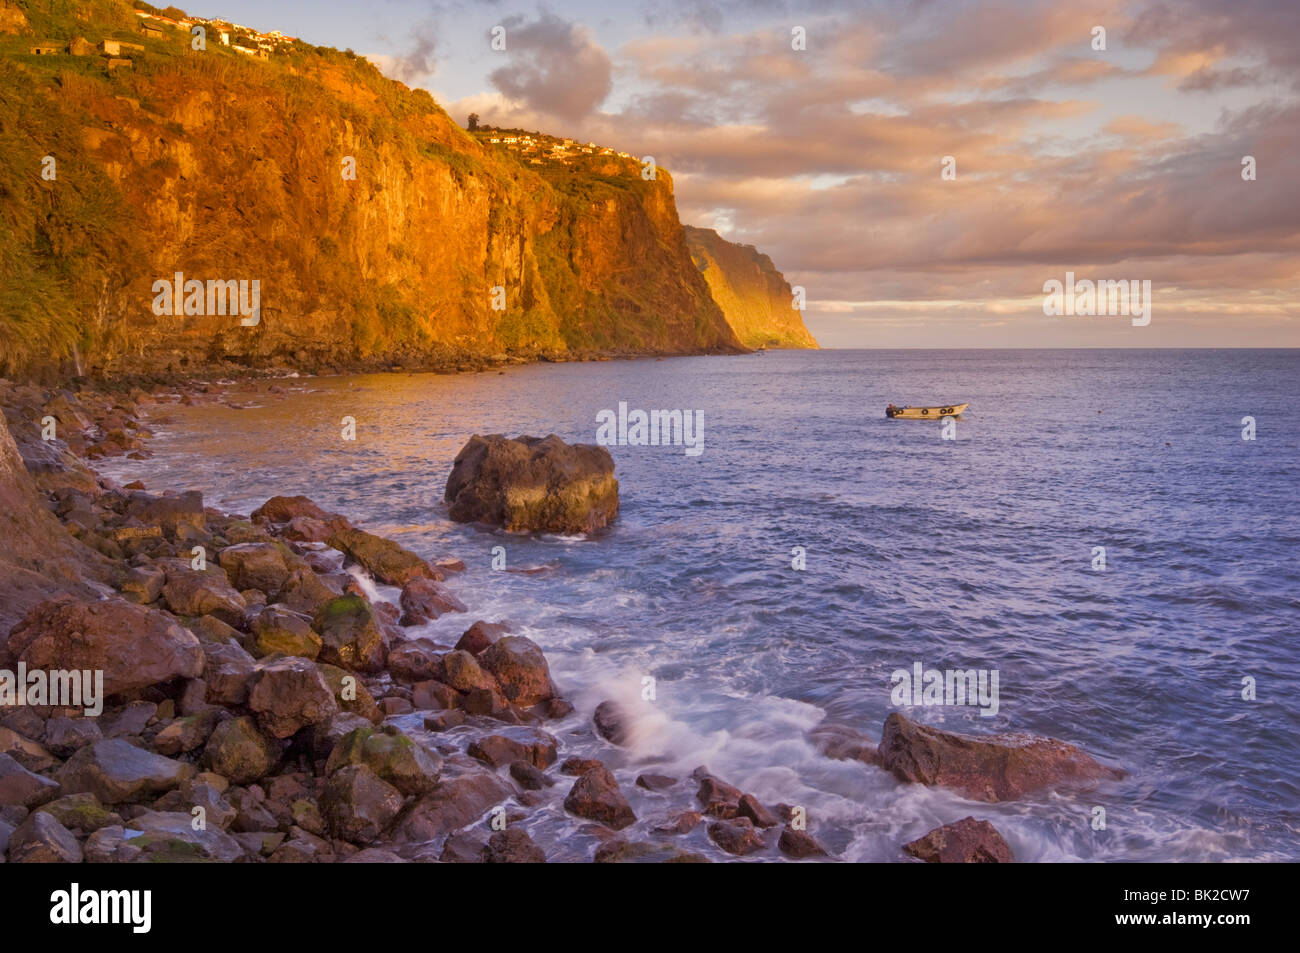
[398,577,466,625]
[252,495,338,524]
[479,636,554,707]
[902,816,1014,863]
[200,639,257,706]
[119,564,165,604]
[0,752,60,808]
[56,739,193,804]
[738,793,779,828]
[7,596,203,695]
[0,726,55,773]
[563,766,635,830]
[316,663,382,723]
[84,811,245,863]
[391,772,512,842]
[247,657,340,739]
[444,433,619,533]
[440,650,499,694]
[152,710,224,756]
[593,700,630,746]
[696,773,743,818]
[6,811,82,862]
[247,605,322,659]
[42,717,103,758]
[454,620,509,656]
[636,773,676,792]
[160,562,247,627]
[594,839,710,863]
[321,765,404,843]
[203,717,281,784]
[125,490,204,539]
[272,568,341,617]
[708,816,766,855]
[35,792,123,834]
[387,638,445,683]
[467,727,558,769]
[327,527,434,586]
[325,726,441,795]
[876,712,1125,803]
[219,542,292,597]
[778,826,830,859]
[482,827,546,863]
[312,595,387,673]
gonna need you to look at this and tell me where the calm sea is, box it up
[101,349,1300,861]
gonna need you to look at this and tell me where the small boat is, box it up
[885,402,968,419]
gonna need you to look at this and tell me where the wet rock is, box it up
[56,739,193,804]
[467,727,558,769]
[316,662,382,723]
[444,433,619,533]
[219,542,292,594]
[267,831,334,863]
[636,773,677,792]
[509,760,551,790]
[482,827,546,863]
[310,712,374,758]
[440,831,488,863]
[412,679,458,711]
[594,839,711,863]
[312,594,387,673]
[811,723,878,764]
[440,649,499,694]
[708,816,766,855]
[283,516,333,542]
[325,726,442,795]
[652,811,703,835]
[380,697,413,716]
[203,717,281,784]
[392,773,512,842]
[423,710,466,732]
[398,577,466,625]
[0,752,60,808]
[86,811,245,862]
[41,716,102,759]
[738,793,779,828]
[252,496,339,524]
[876,712,1125,803]
[778,826,830,859]
[321,764,403,843]
[35,792,123,834]
[272,568,341,617]
[125,490,204,539]
[563,766,635,830]
[0,727,55,773]
[479,636,555,707]
[560,757,604,776]
[903,816,1013,863]
[327,527,434,587]
[248,605,322,660]
[343,847,409,863]
[593,700,630,746]
[455,620,509,656]
[247,656,340,738]
[388,639,445,683]
[696,773,743,818]
[7,596,203,695]
[6,811,82,862]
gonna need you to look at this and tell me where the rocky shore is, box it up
[0,377,1123,863]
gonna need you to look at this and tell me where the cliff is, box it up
[0,0,750,381]
[684,226,819,349]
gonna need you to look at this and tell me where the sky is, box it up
[209,0,1300,347]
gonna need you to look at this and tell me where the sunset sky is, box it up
[214,0,1299,346]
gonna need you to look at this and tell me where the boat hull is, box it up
[888,403,968,419]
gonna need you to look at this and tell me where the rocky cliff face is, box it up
[0,0,747,381]
[684,226,819,350]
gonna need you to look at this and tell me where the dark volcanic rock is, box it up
[902,816,1014,863]
[778,826,830,859]
[593,700,630,746]
[444,433,619,533]
[708,816,766,855]
[876,712,1124,803]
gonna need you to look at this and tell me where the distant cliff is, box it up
[0,0,759,381]
[684,226,818,350]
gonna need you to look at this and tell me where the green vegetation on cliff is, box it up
[0,0,749,379]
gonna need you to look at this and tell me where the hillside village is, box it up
[27,5,297,69]
[473,127,639,168]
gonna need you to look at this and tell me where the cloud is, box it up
[488,12,613,121]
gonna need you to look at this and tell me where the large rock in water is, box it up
[876,712,1124,803]
[7,596,204,695]
[902,817,1013,863]
[444,434,618,533]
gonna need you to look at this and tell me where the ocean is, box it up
[99,349,1300,861]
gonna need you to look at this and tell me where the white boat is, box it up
[885,402,968,419]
